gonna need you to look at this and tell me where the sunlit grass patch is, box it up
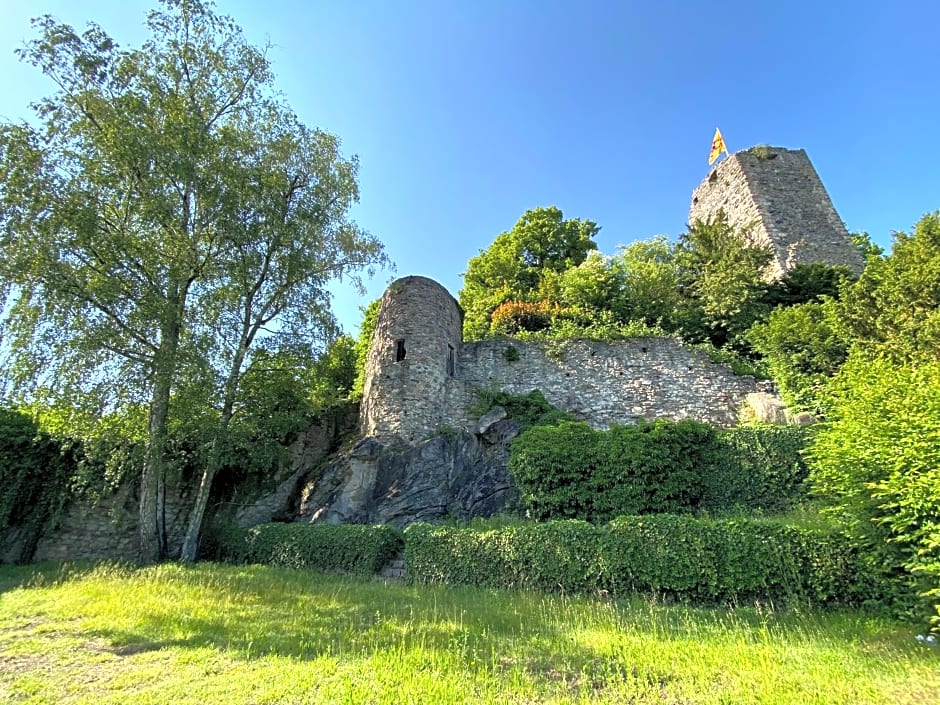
[0,561,937,704]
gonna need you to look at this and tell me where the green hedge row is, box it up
[704,425,809,513]
[404,516,880,606]
[509,420,808,521]
[217,523,403,574]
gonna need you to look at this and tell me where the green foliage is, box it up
[305,336,357,414]
[501,344,520,362]
[609,236,682,327]
[0,409,77,562]
[459,206,599,339]
[510,311,672,344]
[510,421,810,522]
[850,230,885,263]
[702,426,810,514]
[351,298,381,398]
[557,250,629,319]
[218,522,403,574]
[761,263,853,308]
[808,355,940,629]
[674,212,773,351]
[836,212,940,364]
[405,517,877,606]
[748,301,848,412]
[0,0,388,562]
[471,387,571,429]
[509,419,725,522]
[749,145,774,160]
[689,342,770,378]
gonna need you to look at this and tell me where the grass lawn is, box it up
[0,561,937,704]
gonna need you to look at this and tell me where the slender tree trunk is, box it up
[179,341,248,563]
[139,288,185,563]
[139,359,173,563]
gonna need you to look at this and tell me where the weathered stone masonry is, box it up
[361,275,758,443]
[360,276,463,442]
[689,147,863,280]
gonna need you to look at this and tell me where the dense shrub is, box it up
[471,388,572,429]
[702,426,810,513]
[405,519,605,593]
[509,420,809,521]
[404,517,879,607]
[808,355,940,630]
[510,419,725,521]
[218,523,403,574]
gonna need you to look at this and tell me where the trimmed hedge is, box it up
[509,420,809,521]
[218,523,403,574]
[404,516,880,606]
[703,426,809,513]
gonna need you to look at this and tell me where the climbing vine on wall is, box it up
[0,409,77,562]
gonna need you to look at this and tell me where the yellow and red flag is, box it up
[708,128,728,165]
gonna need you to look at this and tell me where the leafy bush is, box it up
[405,520,605,592]
[510,419,725,521]
[404,517,878,606]
[471,388,571,429]
[747,301,848,413]
[808,355,940,630]
[218,523,403,574]
[510,420,809,522]
[701,425,810,513]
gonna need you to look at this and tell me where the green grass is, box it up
[0,561,937,704]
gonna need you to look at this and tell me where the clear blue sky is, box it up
[2,1,938,335]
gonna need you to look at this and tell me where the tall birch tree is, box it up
[0,0,387,562]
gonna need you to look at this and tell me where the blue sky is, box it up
[1,1,939,335]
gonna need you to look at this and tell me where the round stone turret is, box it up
[360,276,463,442]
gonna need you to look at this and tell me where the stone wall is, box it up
[447,337,756,430]
[689,147,863,280]
[360,276,463,442]
[360,278,761,443]
[30,477,194,563]
[17,406,358,563]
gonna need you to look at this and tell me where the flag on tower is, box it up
[708,128,728,165]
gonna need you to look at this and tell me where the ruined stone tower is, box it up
[360,276,463,442]
[689,146,863,280]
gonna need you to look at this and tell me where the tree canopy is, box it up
[459,206,599,339]
[0,0,388,561]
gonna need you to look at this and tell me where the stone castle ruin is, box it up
[359,145,862,445]
[360,276,756,443]
[689,146,863,280]
[6,144,864,558]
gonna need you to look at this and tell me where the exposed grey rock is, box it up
[297,429,516,527]
[482,418,523,446]
[476,405,507,435]
[745,392,789,425]
[233,403,359,528]
[786,411,817,426]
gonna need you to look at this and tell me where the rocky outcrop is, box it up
[231,403,359,528]
[296,411,522,527]
[744,392,818,426]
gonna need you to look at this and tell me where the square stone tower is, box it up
[689,146,863,281]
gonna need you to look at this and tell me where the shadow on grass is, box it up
[0,560,113,595]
